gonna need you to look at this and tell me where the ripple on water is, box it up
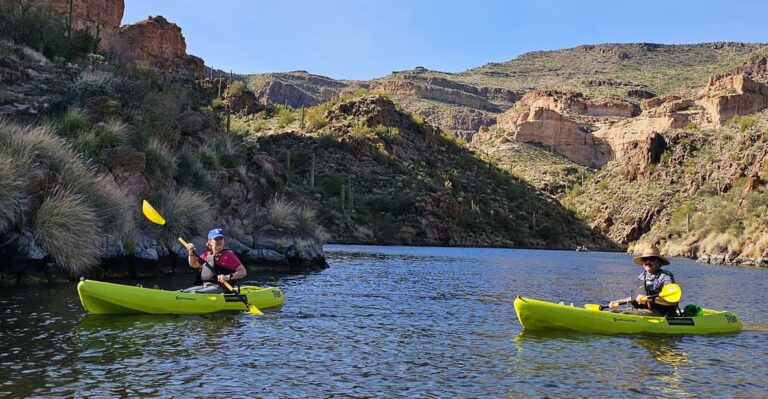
[1,247,767,397]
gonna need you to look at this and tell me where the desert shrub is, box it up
[350,124,373,138]
[728,115,757,133]
[70,69,122,100]
[215,134,239,169]
[155,188,213,243]
[276,107,296,128]
[136,85,192,144]
[176,147,216,192]
[226,80,247,97]
[72,119,129,157]
[141,137,177,179]
[374,125,399,143]
[305,108,328,132]
[318,174,345,197]
[56,108,90,137]
[265,196,298,230]
[33,188,102,275]
[294,202,319,233]
[684,121,698,131]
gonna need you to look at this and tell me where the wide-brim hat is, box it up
[633,247,670,266]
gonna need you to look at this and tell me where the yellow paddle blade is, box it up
[248,305,264,316]
[584,304,601,311]
[659,283,682,303]
[142,200,166,225]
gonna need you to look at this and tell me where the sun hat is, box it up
[633,247,670,266]
[207,228,225,240]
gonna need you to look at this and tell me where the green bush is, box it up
[276,107,296,128]
[141,137,177,179]
[57,108,90,137]
[226,80,247,97]
[305,109,328,132]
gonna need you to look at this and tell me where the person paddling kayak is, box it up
[608,247,679,316]
[182,228,247,293]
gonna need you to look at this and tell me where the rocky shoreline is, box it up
[1,227,328,287]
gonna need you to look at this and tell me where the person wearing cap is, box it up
[608,247,678,316]
[182,228,247,293]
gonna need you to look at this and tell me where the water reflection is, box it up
[632,335,689,367]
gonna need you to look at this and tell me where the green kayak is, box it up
[78,279,284,315]
[514,296,742,335]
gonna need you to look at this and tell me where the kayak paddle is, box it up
[142,199,262,315]
[585,283,682,311]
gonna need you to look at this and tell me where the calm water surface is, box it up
[1,246,767,398]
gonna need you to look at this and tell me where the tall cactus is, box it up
[347,175,354,212]
[309,152,315,189]
[285,150,291,183]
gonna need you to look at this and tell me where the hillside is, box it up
[229,94,614,250]
[562,110,768,265]
[243,43,765,139]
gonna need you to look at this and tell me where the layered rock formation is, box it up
[478,68,768,168]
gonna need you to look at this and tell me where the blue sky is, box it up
[123,0,768,80]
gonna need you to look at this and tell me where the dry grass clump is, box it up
[266,196,298,230]
[1,119,135,273]
[0,155,26,233]
[155,188,213,243]
[263,196,330,243]
[33,188,102,275]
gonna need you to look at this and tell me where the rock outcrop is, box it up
[27,0,204,77]
[27,0,124,52]
[481,66,768,168]
[117,16,203,77]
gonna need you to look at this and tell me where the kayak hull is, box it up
[514,296,742,335]
[78,280,284,315]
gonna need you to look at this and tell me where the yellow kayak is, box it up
[78,279,284,315]
[514,296,742,335]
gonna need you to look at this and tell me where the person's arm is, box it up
[185,243,202,269]
[216,252,246,282]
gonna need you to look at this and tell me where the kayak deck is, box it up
[78,279,284,315]
[514,296,742,335]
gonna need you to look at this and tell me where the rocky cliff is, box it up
[26,0,203,76]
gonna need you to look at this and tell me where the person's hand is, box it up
[635,294,649,304]
[609,301,620,308]
[217,274,231,283]
[185,243,196,254]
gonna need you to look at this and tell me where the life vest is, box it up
[200,249,236,283]
[632,269,677,316]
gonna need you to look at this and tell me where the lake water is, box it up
[1,245,767,398]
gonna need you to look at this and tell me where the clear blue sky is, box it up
[123,0,768,80]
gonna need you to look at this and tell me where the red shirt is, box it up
[200,250,242,273]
